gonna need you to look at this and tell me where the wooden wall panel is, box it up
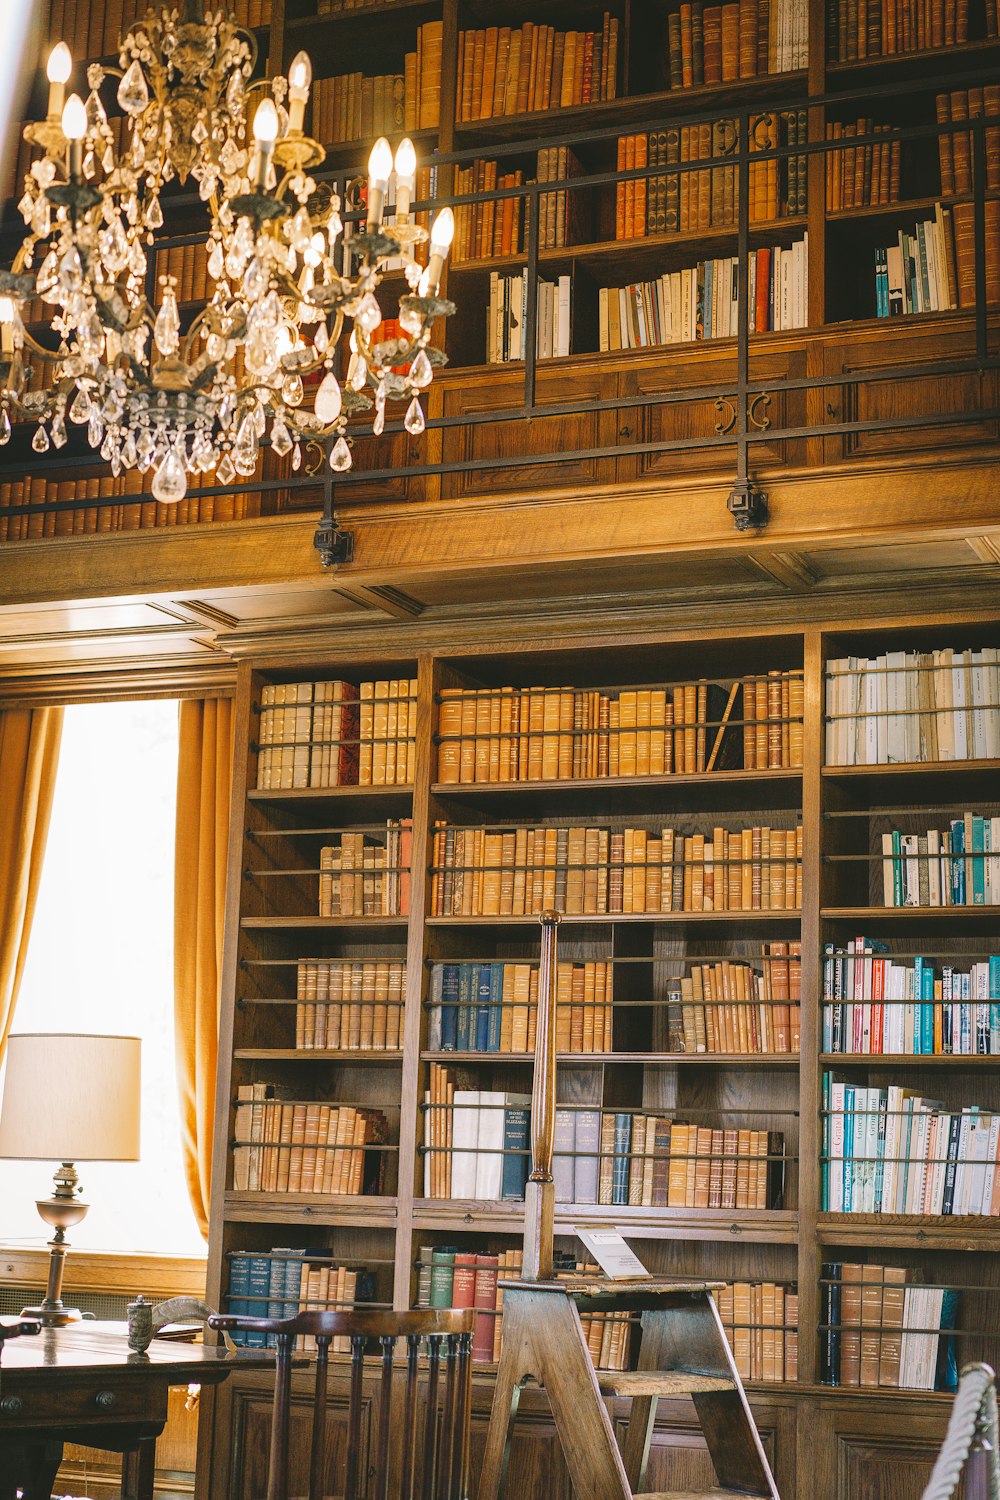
[224,1383,365,1500]
[438,367,618,500]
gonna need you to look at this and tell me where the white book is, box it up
[874,654,888,764]
[985,648,1000,757]
[474,1090,508,1200]
[557,275,571,357]
[927,828,941,907]
[884,650,906,763]
[952,651,969,760]
[451,1088,480,1199]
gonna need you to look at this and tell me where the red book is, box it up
[472,1254,500,1362]
[452,1253,478,1314]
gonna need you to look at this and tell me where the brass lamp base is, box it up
[22,1162,89,1328]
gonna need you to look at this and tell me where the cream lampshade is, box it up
[0,1033,141,1325]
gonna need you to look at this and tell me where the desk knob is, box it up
[95,1390,117,1410]
[0,1395,23,1415]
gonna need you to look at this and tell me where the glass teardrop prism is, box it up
[329,435,352,472]
[314,372,343,424]
[404,396,425,435]
[409,350,433,388]
[118,59,149,116]
[0,408,10,445]
[151,447,187,503]
[32,425,50,452]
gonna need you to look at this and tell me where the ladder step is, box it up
[636,1490,772,1499]
[596,1370,735,1398]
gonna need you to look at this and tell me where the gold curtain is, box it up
[0,706,64,1060]
[175,696,234,1240]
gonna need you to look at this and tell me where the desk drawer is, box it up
[0,1377,160,1428]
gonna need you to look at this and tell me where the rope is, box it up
[920,1364,1000,1500]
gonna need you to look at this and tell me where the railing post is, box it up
[521,909,560,1281]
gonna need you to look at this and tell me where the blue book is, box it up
[487,963,504,1052]
[950,819,965,905]
[227,1253,251,1346]
[611,1112,632,1206]
[501,1100,531,1201]
[274,1247,306,1320]
[475,964,492,1052]
[972,816,986,904]
[936,1289,961,1391]
[456,964,474,1050]
[440,964,459,1050]
[921,963,934,1054]
[245,1254,272,1348]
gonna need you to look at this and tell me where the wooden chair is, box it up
[208,1307,475,1500]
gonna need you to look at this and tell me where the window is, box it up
[0,699,205,1257]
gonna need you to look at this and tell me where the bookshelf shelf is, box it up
[411,1200,800,1240]
[821,905,1000,921]
[816,1216,1000,1250]
[425,910,803,925]
[247,785,414,804]
[421,1050,801,1065]
[233,1048,406,1061]
[240,915,411,928]
[223,1194,399,1229]
[819,1053,1000,1067]
[822,758,1000,779]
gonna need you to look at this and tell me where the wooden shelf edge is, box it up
[421,1050,800,1065]
[432,768,803,793]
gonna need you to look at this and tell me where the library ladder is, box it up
[476,913,780,1500]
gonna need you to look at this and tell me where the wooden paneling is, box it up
[616,346,810,483]
[226,1381,366,1500]
[438,365,618,500]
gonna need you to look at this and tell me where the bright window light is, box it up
[0,699,205,1257]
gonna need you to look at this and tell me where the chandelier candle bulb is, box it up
[425,206,455,295]
[61,93,86,182]
[394,137,417,223]
[46,42,72,120]
[251,97,279,191]
[0,299,17,356]
[287,51,312,133]
[367,136,393,229]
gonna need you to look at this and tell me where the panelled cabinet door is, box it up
[822,316,1000,465]
[615,344,809,484]
[806,1394,955,1500]
[221,1377,369,1500]
[437,364,618,501]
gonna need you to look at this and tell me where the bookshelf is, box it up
[2,0,998,539]
[200,607,1000,1500]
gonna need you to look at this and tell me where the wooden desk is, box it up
[0,1320,273,1500]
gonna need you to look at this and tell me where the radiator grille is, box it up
[0,1285,134,1320]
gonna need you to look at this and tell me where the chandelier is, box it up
[0,0,456,506]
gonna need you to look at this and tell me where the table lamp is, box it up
[0,1033,141,1326]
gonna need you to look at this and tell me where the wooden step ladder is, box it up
[477,913,780,1500]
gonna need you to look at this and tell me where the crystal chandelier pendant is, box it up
[0,407,10,445]
[32,425,50,452]
[314,372,343,424]
[151,447,187,503]
[154,288,181,357]
[409,350,433,388]
[118,58,149,116]
[217,453,236,485]
[329,435,352,471]
[404,396,425,435]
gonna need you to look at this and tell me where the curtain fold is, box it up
[174,697,234,1240]
[0,706,64,1061]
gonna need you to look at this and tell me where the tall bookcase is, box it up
[3,0,998,538]
[203,605,1000,1500]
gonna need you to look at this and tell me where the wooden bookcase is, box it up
[202,605,1000,1500]
[2,0,998,539]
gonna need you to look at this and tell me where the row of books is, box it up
[455,17,620,122]
[824,647,1000,764]
[665,0,808,85]
[616,116,806,241]
[879,816,1000,907]
[428,822,804,917]
[822,944,1000,1055]
[256,678,417,789]
[668,947,802,1054]
[820,1263,958,1391]
[437,674,804,783]
[232,1089,389,1197]
[295,959,406,1051]
[873,206,958,317]
[423,1069,786,1208]
[227,1251,375,1351]
[485,272,572,362]
[825,118,901,209]
[551,1107,786,1208]
[713,1282,799,1382]
[426,960,614,1054]
[0,471,262,541]
[415,1247,633,1368]
[310,71,406,145]
[825,0,988,59]
[937,88,1000,197]
[451,160,525,262]
[319,821,413,917]
[822,1076,1000,1215]
[598,240,809,351]
[151,243,210,307]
